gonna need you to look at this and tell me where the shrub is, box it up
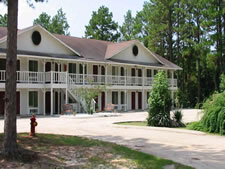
[171,110,185,127]
[173,110,183,123]
[147,71,172,127]
[188,92,225,135]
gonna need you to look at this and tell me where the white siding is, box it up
[112,43,159,64]
[0,26,75,55]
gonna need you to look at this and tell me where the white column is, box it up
[142,90,145,110]
[171,70,174,87]
[82,64,85,85]
[118,90,121,111]
[105,90,108,106]
[51,88,53,116]
[125,90,127,111]
[65,88,68,104]
[136,92,138,110]
[105,65,108,85]
[142,67,145,86]
[43,89,46,116]
[58,89,60,114]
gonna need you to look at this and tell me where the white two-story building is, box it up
[0,25,181,116]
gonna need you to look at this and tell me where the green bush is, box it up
[188,92,225,135]
[147,71,172,127]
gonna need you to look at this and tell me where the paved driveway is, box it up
[0,109,225,169]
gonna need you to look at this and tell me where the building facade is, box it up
[0,25,181,116]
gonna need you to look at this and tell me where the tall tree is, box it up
[0,14,8,27]
[119,10,135,41]
[0,0,45,158]
[33,8,70,35]
[85,6,120,41]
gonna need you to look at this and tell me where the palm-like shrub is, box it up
[147,71,172,127]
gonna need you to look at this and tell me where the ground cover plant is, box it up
[0,133,193,169]
[187,92,225,135]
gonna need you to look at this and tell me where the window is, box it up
[120,67,125,76]
[29,91,38,114]
[138,69,142,77]
[79,64,87,74]
[29,91,38,108]
[112,66,118,76]
[29,60,38,72]
[132,45,138,56]
[69,63,76,73]
[154,70,158,75]
[121,92,125,104]
[146,69,152,77]
[112,92,118,104]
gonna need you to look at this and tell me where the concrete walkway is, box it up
[0,109,224,169]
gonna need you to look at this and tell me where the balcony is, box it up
[0,70,178,88]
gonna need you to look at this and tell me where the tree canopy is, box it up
[85,6,120,42]
[119,10,135,41]
[0,14,8,27]
[33,8,70,35]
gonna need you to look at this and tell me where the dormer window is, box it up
[32,31,41,45]
[132,45,138,56]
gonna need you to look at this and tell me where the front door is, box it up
[131,92,136,110]
[0,92,5,115]
[138,92,142,109]
[45,92,51,115]
[16,92,20,115]
[101,92,105,111]
[45,62,51,72]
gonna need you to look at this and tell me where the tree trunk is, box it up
[2,0,19,158]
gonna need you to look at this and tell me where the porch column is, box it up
[105,65,108,85]
[142,67,145,86]
[58,89,60,114]
[43,89,46,116]
[125,90,127,111]
[136,91,138,110]
[142,90,145,110]
[125,67,127,86]
[105,90,108,106]
[171,70,174,88]
[118,90,121,111]
[51,88,53,116]
[82,64,85,85]
[65,88,68,104]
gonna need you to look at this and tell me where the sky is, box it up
[0,0,146,37]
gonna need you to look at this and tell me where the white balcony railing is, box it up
[0,70,178,88]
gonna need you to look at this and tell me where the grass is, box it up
[116,121,148,126]
[0,133,193,169]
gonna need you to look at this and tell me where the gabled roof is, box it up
[0,25,81,56]
[0,25,182,70]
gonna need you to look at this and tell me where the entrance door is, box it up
[0,92,5,115]
[101,92,105,111]
[45,92,51,115]
[16,92,20,115]
[0,92,20,115]
[131,92,136,110]
[131,68,136,85]
[93,65,98,75]
[138,92,142,109]
[93,65,98,83]
[45,62,51,72]
[55,91,58,114]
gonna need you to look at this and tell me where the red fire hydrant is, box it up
[30,115,38,136]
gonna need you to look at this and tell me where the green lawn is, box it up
[0,133,193,169]
[116,121,148,126]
